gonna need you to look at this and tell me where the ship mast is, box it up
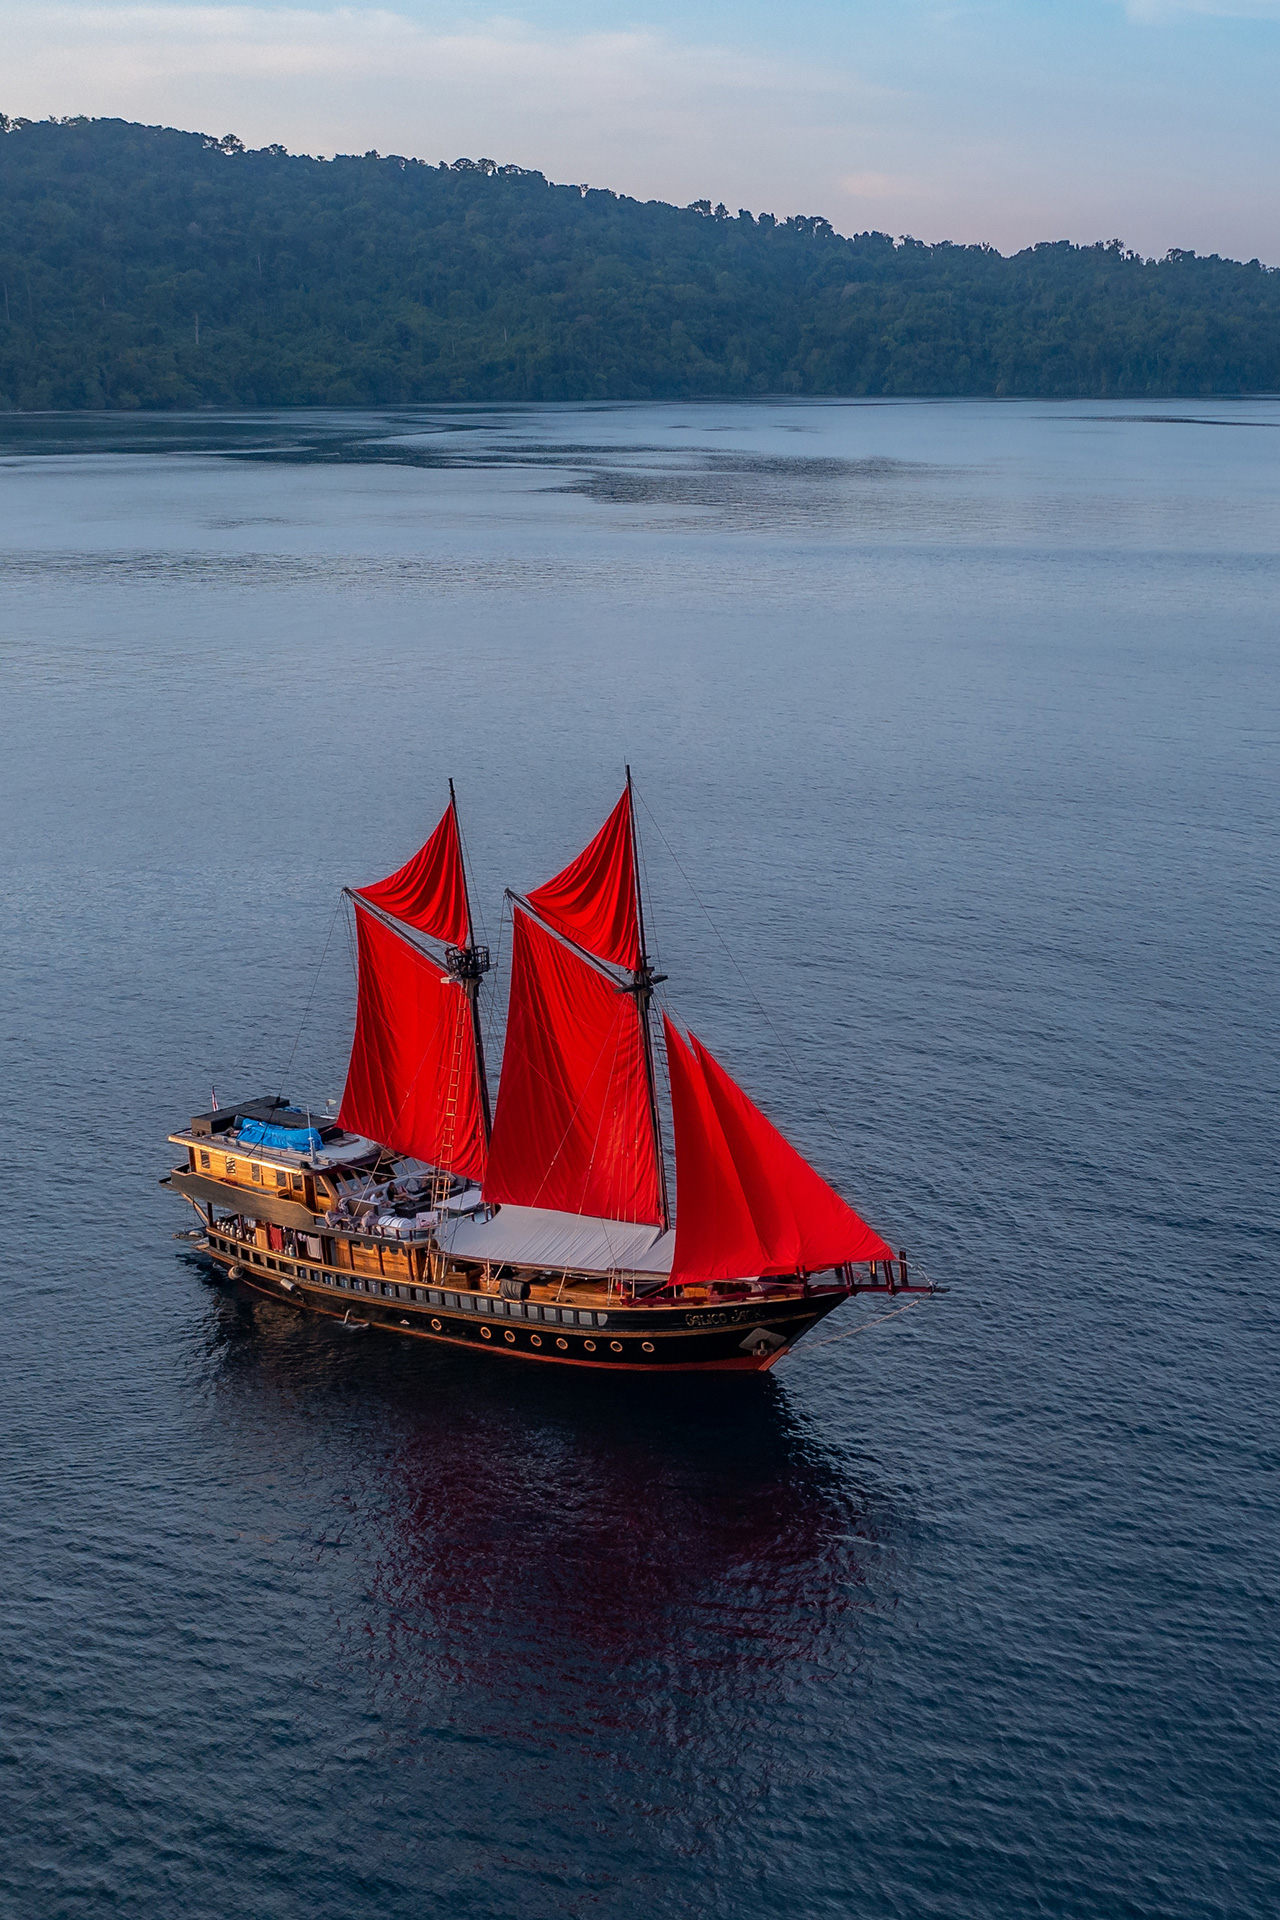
[445,778,493,1143]
[625,765,670,1231]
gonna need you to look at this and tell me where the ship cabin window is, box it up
[274,1169,288,1188]
[224,1158,236,1175]
[199,1150,210,1170]
[291,1175,304,1192]
[251,1163,262,1184]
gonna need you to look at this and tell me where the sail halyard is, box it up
[447,779,493,1145]
[624,766,670,1231]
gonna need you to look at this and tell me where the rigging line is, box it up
[633,783,875,1173]
[274,896,343,1109]
[480,890,511,1063]
[337,893,382,1209]
[795,1296,928,1354]
[634,798,662,974]
[452,801,491,950]
[341,890,359,984]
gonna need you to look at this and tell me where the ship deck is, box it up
[191,1216,845,1372]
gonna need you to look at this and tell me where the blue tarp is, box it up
[236,1117,324,1154]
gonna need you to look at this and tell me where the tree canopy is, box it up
[1,114,1278,408]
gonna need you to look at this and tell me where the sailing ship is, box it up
[166,777,930,1371]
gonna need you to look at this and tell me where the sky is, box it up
[3,1,1280,260]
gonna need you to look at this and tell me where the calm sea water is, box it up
[1,399,1277,1919]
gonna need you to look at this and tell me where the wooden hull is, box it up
[193,1229,849,1373]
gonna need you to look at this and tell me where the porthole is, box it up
[583,1339,596,1352]
[531,1334,542,1347]
[504,1329,515,1343]
[642,1342,655,1354]
[610,1340,623,1353]
[556,1337,568,1350]
[480,1325,492,1340]
[430,1317,442,1331]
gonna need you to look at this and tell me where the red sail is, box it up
[356,803,471,948]
[664,1017,892,1282]
[524,788,643,971]
[483,910,663,1223]
[338,902,487,1180]
[663,1020,767,1281]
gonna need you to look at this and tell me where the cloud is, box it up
[1123,1,1280,18]
[841,171,912,199]
[7,6,816,91]
[0,5,878,193]
[3,3,1279,259]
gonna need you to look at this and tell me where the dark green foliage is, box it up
[1,114,1278,407]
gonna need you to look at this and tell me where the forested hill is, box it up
[2,114,1279,408]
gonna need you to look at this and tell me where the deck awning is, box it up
[439,1203,675,1277]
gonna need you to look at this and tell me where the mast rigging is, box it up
[446,778,493,1144]
[624,766,670,1231]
